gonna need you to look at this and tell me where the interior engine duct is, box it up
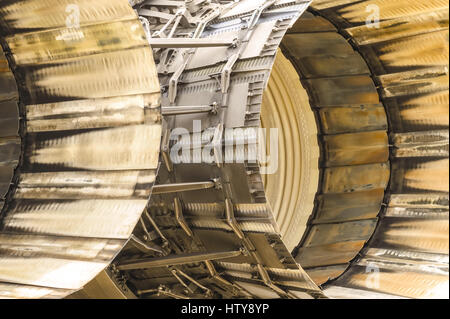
[0,0,448,299]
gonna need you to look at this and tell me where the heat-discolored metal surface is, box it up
[279,12,390,286]
[0,47,19,213]
[259,1,448,299]
[0,0,161,298]
[301,0,449,299]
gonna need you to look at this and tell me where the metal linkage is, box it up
[149,38,234,48]
[167,6,222,104]
[162,103,218,116]
[152,8,186,38]
[130,234,164,254]
[174,197,194,237]
[117,249,244,270]
[169,268,195,294]
[171,267,213,297]
[152,180,219,195]
[138,285,190,299]
[204,260,234,287]
[144,209,170,248]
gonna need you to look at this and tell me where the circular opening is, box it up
[261,49,320,252]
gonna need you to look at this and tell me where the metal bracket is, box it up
[174,197,193,237]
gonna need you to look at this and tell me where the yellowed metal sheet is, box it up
[16,170,156,200]
[379,66,449,99]
[319,105,387,134]
[315,189,385,223]
[346,10,449,45]
[0,283,73,299]
[0,234,125,262]
[375,218,449,255]
[0,136,20,166]
[0,257,107,290]
[23,47,160,102]
[0,0,136,34]
[302,220,377,248]
[323,131,389,167]
[297,241,367,268]
[328,0,449,24]
[27,124,161,171]
[7,20,149,65]
[261,49,319,251]
[322,163,390,194]
[303,265,348,286]
[26,94,160,132]
[3,199,149,239]
[334,264,449,299]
